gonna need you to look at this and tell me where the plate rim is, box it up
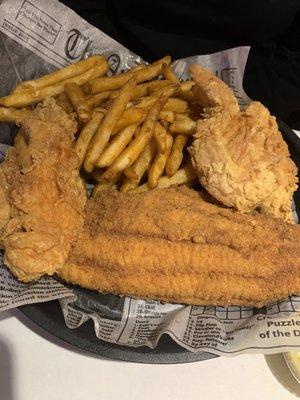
[19,301,218,364]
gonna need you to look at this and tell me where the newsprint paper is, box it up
[0,0,299,356]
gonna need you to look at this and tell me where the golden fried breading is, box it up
[0,99,86,281]
[189,64,298,223]
[59,187,300,307]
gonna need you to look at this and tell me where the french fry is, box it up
[109,80,172,103]
[112,106,175,136]
[162,63,180,84]
[65,82,91,123]
[13,55,108,92]
[133,96,155,109]
[142,80,171,94]
[99,94,169,182]
[153,122,167,153]
[178,81,196,101]
[179,90,195,102]
[132,162,196,193]
[56,92,73,113]
[166,134,189,177]
[148,133,173,189]
[180,80,195,91]
[111,107,146,135]
[96,124,138,168]
[86,91,113,108]
[162,98,188,113]
[130,65,145,72]
[122,126,142,177]
[89,72,135,95]
[84,77,138,172]
[169,118,196,135]
[92,68,147,99]
[135,96,187,113]
[159,110,175,123]
[108,84,178,135]
[0,64,109,108]
[132,126,141,138]
[75,111,104,166]
[134,55,171,77]
[175,113,189,120]
[110,107,174,137]
[0,107,30,123]
[154,84,179,98]
[109,84,148,101]
[89,55,171,94]
[123,167,138,180]
[120,179,139,192]
[121,141,156,192]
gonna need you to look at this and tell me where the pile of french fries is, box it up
[0,54,199,194]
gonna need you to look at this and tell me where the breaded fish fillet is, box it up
[59,187,300,307]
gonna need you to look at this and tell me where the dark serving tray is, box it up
[19,300,216,364]
[18,120,300,364]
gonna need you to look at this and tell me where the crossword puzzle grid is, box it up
[190,296,300,320]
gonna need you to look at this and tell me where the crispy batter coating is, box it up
[189,65,298,223]
[59,187,300,307]
[0,99,86,281]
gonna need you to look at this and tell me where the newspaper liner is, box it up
[0,0,299,356]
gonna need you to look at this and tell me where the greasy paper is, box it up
[0,0,299,356]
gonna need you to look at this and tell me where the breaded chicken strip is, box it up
[0,99,86,281]
[189,65,298,223]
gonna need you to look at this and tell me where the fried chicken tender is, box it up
[59,187,300,307]
[189,65,298,223]
[0,99,86,281]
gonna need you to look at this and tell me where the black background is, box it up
[61,0,300,129]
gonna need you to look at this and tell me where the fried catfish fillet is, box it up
[59,187,300,307]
